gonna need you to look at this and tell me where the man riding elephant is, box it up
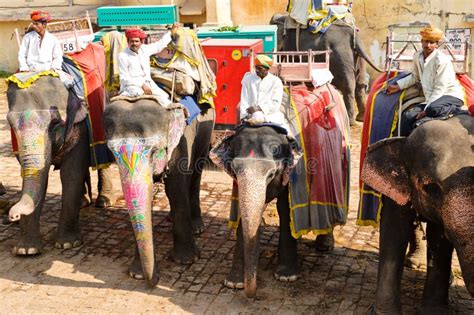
[7,15,114,254]
[104,25,217,287]
[118,25,178,104]
[386,26,466,135]
[358,24,474,313]
[240,55,286,127]
[271,1,383,125]
[18,11,62,73]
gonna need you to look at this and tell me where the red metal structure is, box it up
[201,38,264,130]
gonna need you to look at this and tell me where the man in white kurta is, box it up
[387,26,464,134]
[118,27,178,106]
[239,55,286,129]
[18,11,63,72]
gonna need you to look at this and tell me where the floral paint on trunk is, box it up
[8,110,53,177]
[108,135,165,252]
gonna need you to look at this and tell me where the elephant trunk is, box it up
[235,164,269,298]
[9,126,51,222]
[441,184,474,296]
[112,142,158,287]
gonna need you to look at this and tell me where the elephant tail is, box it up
[355,36,384,73]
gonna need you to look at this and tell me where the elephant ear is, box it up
[209,133,236,179]
[361,137,411,205]
[151,106,187,174]
[282,135,303,186]
[50,93,88,163]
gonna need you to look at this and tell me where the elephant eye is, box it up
[266,142,281,156]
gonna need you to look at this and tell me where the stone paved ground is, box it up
[0,81,472,314]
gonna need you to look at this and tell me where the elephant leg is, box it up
[374,197,415,314]
[189,171,204,235]
[81,169,92,208]
[405,221,427,269]
[274,187,299,282]
[95,167,116,209]
[333,70,357,125]
[189,170,204,235]
[56,125,89,249]
[165,172,198,264]
[224,222,245,289]
[129,243,160,281]
[355,83,368,122]
[419,222,454,313]
[189,106,215,235]
[315,232,335,252]
[14,182,47,255]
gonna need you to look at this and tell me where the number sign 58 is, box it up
[62,42,76,53]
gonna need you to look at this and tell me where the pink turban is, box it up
[30,11,51,23]
[125,28,147,40]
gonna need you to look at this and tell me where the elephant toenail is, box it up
[27,248,38,255]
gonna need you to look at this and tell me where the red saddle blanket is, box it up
[229,84,351,238]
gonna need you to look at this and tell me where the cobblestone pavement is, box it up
[0,81,472,314]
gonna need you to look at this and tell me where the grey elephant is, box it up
[270,12,382,125]
[103,98,214,287]
[6,76,91,254]
[210,125,302,298]
[361,115,474,313]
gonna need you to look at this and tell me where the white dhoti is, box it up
[120,79,172,106]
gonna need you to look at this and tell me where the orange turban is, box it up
[30,11,51,22]
[125,28,147,40]
[420,26,444,42]
[255,54,273,69]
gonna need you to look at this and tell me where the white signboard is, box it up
[445,28,471,51]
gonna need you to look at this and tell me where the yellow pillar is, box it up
[204,0,233,26]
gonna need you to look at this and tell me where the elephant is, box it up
[270,12,382,125]
[6,76,91,254]
[103,98,215,287]
[209,125,302,298]
[361,114,474,313]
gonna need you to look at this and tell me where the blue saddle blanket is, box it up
[179,95,201,125]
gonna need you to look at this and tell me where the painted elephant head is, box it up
[361,115,474,296]
[103,99,186,287]
[6,76,87,222]
[210,125,302,297]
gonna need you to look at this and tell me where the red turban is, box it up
[30,11,51,22]
[125,28,147,40]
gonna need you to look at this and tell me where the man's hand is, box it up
[386,84,401,95]
[416,111,426,120]
[171,22,180,35]
[142,84,153,95]
[246,106,262,115]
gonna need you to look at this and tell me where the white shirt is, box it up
[397,49,464,107]
[118,32,172,94]
[18,30,63,72]
[239,72,285,126]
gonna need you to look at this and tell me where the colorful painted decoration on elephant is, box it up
[108,135,162,252]
[8,110,53,177]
